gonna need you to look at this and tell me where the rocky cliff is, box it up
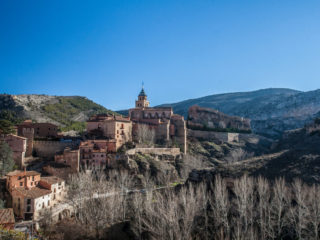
[159,88,320,138]
[187,105,251,133]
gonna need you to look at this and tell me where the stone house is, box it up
[6,170,40,193]
[87,114,132,150]
[39,176,65,202]
[129,87,187,153]
[0,208,15,230]
[17,120,58,139]
[3,134,27,168]
[11,186,52,220]
[79,140,109,169]
[6,170,65,220]
[54,148,80,172]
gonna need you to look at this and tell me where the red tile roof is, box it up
[13,187,51,199]
[6,170,40,177]
[40,176,64,185]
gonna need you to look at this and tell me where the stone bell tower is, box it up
[135,85,150,108]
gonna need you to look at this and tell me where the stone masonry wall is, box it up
[33,140,79,159]
[188,129,239,143]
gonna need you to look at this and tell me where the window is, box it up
[32,176,34,181]
[20,182,23,187]
[18,176,22,180]
[27,206,31,212]
[101,155,103,157]
[31,182,33,186]
[48,201,50,206]
[42,203,44,209]
[27,199,31,204]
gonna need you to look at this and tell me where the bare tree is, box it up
[137,124,155,147]
[225,148,254,163]
[256,176,273,240]
[289,178,310,239]
[232,174,254,240]
[271,178,289,238]
[307,184,320,240]
[210,175,230,239]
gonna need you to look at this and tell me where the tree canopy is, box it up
[0,119,15,135]
[0,141,14,176]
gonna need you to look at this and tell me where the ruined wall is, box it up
[188,129,240,143]
[188,105,251,132]
[33,140,79,159]
[126,148,181,157]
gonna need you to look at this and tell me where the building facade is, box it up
[17,120,58,139]
[54,148,80,172]
[3,134,27,168]
[87,114,132,150]
[6,170,65,220]
[129,87,187,153]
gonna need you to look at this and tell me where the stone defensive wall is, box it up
[126,148,181,157]
[33,140,80,159]
[188,129,240,143]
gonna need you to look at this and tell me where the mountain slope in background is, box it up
[0,94,117,131]
[189,119,320,184]
[158,88,320,138]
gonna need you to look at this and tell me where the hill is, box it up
[0,94,117,132]
[189,118,320,184]
[158,88,320,138]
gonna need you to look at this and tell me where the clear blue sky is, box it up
[1,0,319,110]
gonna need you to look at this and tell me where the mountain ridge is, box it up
[157,88,320,138]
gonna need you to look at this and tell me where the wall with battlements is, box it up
[33,140,79,159]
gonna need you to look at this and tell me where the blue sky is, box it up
[0,0,319,110]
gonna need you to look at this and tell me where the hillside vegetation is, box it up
[0,94,117,132]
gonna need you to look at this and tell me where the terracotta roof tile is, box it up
[13,187,51,199]
[6,170,40,177]
[40,176,64,185]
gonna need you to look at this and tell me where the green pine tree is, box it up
[0,141,14,177]
[0,119,15,135]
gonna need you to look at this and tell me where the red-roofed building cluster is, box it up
[5,170,65,220]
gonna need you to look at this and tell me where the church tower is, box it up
[135,86,150,108]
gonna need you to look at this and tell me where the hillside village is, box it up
[1,87,320,239]
[0,87,192,233]
[1,87,320,240]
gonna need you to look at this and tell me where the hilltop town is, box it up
[0,86,320,239]
[0,87,191,235]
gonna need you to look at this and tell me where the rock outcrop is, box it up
[187,105,251,133]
